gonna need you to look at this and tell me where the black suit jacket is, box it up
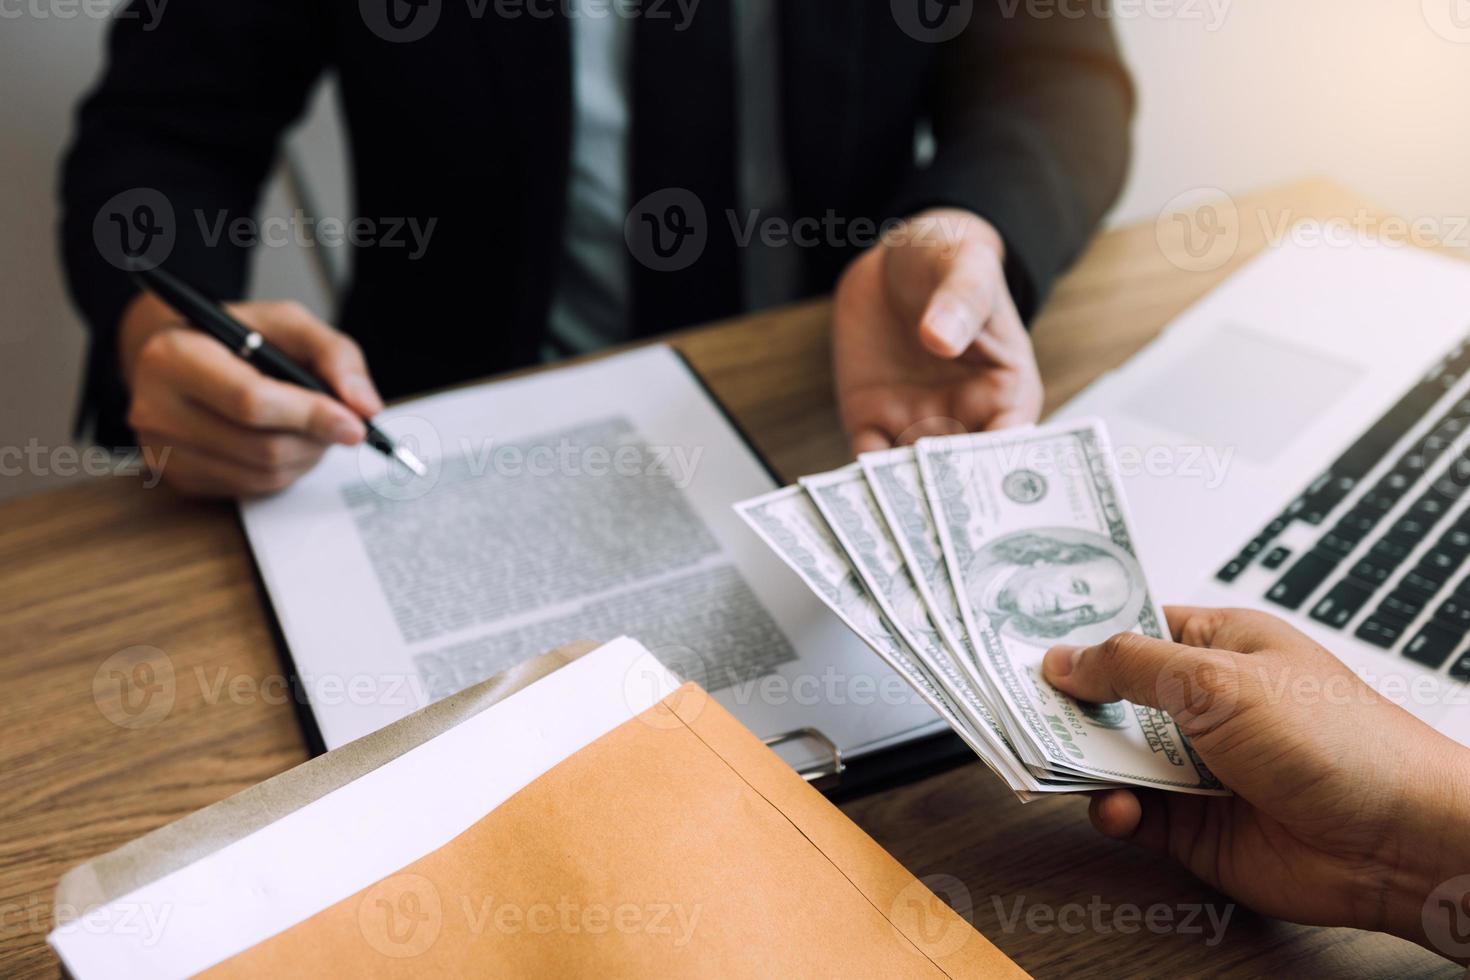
[60,0,1133,448]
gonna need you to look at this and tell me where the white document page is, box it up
[239,346,942,764]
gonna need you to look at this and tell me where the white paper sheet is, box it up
[238,346,942,764]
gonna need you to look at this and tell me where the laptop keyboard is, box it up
[1215,336,1470,683]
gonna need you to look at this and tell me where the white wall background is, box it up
[3,0,1469,501]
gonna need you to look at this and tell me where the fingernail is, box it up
[330,415,365,445]
[1044,645,1082,679]
[342,375,384,415]
[927,303,972,354]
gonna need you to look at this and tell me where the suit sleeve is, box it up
[888,5,1135,323]
[58,0,327,447]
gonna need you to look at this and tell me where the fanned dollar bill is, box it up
[859,446,1036,761]
[801,466,1106,793]
[916,420,1221,793]
[734,419,1224,800]
[735,487,1056,795]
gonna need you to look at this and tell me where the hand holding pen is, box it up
[119,268,422,498]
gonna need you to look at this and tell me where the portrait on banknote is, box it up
[962,527,1146,645]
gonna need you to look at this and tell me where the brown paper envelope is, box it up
[201,685,1026,979]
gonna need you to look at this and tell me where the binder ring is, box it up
[764,727,845,790]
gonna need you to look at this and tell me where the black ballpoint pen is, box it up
[129,264,426,477]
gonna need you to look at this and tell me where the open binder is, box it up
[239,345,971,796]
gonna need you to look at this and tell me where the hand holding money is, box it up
[738,418,1470,964]
[737,419,1221,798]
[1044,605,1470,962]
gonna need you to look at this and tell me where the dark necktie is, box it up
[629,0,742,336]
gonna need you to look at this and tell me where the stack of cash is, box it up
[735,419,1224,801]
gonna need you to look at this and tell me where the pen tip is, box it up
[392,445,428,477]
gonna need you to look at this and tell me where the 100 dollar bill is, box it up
[734,486,1046,791]
[802,465,1105,793]
[917,420,1222,793]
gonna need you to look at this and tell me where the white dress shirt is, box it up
[545,0,799,356]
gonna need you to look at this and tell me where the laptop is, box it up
[1056,234,1470,746]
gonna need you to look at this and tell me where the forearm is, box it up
[888,8,1133,321]
[59,0,325,445]
[1375,738,1470,962]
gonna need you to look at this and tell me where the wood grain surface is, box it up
[0,180,1461,978]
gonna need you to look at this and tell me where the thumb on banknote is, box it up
[1041,631,1243,739]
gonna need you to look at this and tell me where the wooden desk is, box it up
[1,180,1461,978]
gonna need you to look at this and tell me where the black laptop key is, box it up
[1419,548,1464,578]
[1451,652,1470,683]
[1397,453,1430,479]
[1216,558,1246,583]
[1437,460,1470,499]
[1309,580,1374,629]
[1266,551,1340,609]
[1381,589,1427,621]
[1261,546,1292,570]
[1411,492,1453,522]
[1403,623,1463,669]
[1358,488,1398,513]
[1335,508,1381,539]
[1402,569,1447,597]
[1348,557,1394,587]
[1377,471,1415,499]
[1335,380,1447,479]
[1387,516,1433,548]
[1369,538,1412,565]
[1439,415,1468,438]
[1317,532,1357,559]
[1442,527,1470,556]
[1356,613,1410,649]
[1299,475,1356,524]
[1434,597,1470,630]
